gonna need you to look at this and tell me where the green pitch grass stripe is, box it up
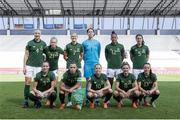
[0,82,180,119]
[0,74,86,82]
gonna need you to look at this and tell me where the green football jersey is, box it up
[34,71,55,92]
[130,44,149,69]
[26,39,46,67]
[105,42,125,69]
[64,42,83,68]
[61,70,82,87]
[90,73,108,90]
[116,73,136,91]
[137,72,157,90]
[44,46,64,71]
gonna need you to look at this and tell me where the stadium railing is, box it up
[0,29,180,35]
[100,29,127,35]
[10,29,67,35]
[160,30,180,35]
[0,30,7,35]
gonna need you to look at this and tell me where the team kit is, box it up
[22,28,160,110]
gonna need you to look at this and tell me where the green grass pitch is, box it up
[0,74,180,119]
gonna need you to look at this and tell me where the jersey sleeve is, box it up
[82,42,86,60]
[77,70,82,83]
[98,42,101,58]
[132,74,136,83]
[105,46,108,61]
[34,73,40,82]
[115,75,120,82]
[137,73,142,82]
[121,45,125,58]
[152,73,157,82]
[146,46,150,55]
[61,73,67,83]
[88,76,93,83]
[130,47,134,56]
[104,74,108,82]
[42,41,47,50]
[50,72,56,81]
[80,44,84,53]
[64,45,69,54]
[43,46,47,54]
[25,42,30,51]
[59,47,64,55]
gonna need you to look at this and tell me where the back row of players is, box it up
[22,28,160,109]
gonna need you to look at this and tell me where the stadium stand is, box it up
[0,35,180,74]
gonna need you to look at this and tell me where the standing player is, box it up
[64,32,83,106]
[29,62,57,108]
[137,63,160,108]
[130,34,150,79]
[44,37,64,78]
[23,30,46,108]
[82,28,101,104]
[64,32,83,69]
[113,62,139,108]
[59,62,82,110]
[43,37,64,105]
[105,31,125,87]
[87,64,112,109]
[82,28,101,79]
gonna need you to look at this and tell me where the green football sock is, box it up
[139,95,144,102]
[68,93,72,101]
[151,94,160,103]
[59,93,65,104]
[104,93,112,103]
[87,96,94,103]
[29,93,39,102]
[24,85,30,100]
[48,92,57,103]
[113,95,121,102]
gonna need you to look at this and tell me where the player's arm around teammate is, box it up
[59,63,82,110]
[137,63,160,107]
[87,64,113,109]
[113,62,140,108]
[28,62,57,109]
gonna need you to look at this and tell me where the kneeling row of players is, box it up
[28,61,160,110]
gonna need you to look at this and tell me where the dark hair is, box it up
[69,61,77,66]
[136,34,144,45]
[87,28,94,33]
[121,62,130,69]
[42,61,49,66]
[111,31,117,36]
[94,63,102,69]
[144,62,153,79]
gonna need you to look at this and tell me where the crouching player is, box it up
[87,64,113,109]
[113,62,140,108]
[59,62,82,110]
[29,62,57,108]
[137,63,160,108]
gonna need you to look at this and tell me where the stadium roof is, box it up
[0,0,180,17]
